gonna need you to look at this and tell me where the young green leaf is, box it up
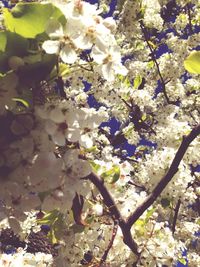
[133,75,143,89]
[12,97,29,108]
[101,165,120,184]
[184,51,200,74]
[0,32,7,52]
[3,3,65,38]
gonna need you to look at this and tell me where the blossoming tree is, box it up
[0,0,199,266]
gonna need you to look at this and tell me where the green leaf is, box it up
[101,165,120,184]
[23,54,42,64]
[184,51,200,74]
[49,63,70,81]
[133,75,143,89]
[90,161,101,173]
[178,258,187,265]
[17,54,57,87]
[3,3,65,38]
[0,32,7,52]
[37,209,59,225]
[12,97,29,108]
[37,210,66,244]
[145,208,155,223]
[49,213,66,244]
[147,60,155,69]
[0,31,28,74]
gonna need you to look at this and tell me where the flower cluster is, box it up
[42,0,127,81]
[0,0,199,266]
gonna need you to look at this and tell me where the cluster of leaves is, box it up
[0,2,69,107]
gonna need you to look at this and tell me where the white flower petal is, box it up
[60,45,77,64]
[73,35,93,50]
[42,40,60,54]
[80,134,93,148]
[101,62,115,81]
[91,46,105,64]
[66,128,81,142]
[114,63,128,76]
[52,131,66,146]
[46,19,64,38]
[45,120,57,135]
[49,108,65,123]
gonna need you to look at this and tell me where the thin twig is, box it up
[187,3,193,34]
[172,199,181,235]
[126,124,200,227]
[140,21,177,105]
[100,220,119,266]
[86,172,139,255]
[86,124,200,257]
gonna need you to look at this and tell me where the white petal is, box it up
[46,19,64,38]
[52,131,66,146]
[73,35,93,50]
[42,40,60,54]
[66,128,81,142]
[101,62,115,82]
[115,63,128,76]
[103,17,117,32]
[60,45,77,64]
[49,108,65,123]
[45,120,57,135]
[91,46,105,64]
[80,134,93,148]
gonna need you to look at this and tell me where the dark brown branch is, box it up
[86,173,139,255]
[87,173,122,221]
[100,220,118,266]
[172,199,181,235]
[140,22,177,105]
[86,124,200,257]
[186,3,193,34]
[126,124,200,227]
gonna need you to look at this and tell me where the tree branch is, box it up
[126,123,200,227]
[140,21,178,105]
[172,199,181,235]
[100,220,118,266]
[186,3,193,35]
[86,124,200,257]
[86,172,139,256]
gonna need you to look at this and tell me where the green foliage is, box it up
[178,258,187,265]
[101,165,120,184]
[134,208,156,237]
[49,63,70,81]
[90,162,120,184]
[0,31,28,74]
[17,54,57,87]
[12,97,29,108]
[133,75,143,89]
[3,2,65,38]
[90,161,101,172]
[184,51,200,74]
[0,32,7,52]
[37,210,66,244]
